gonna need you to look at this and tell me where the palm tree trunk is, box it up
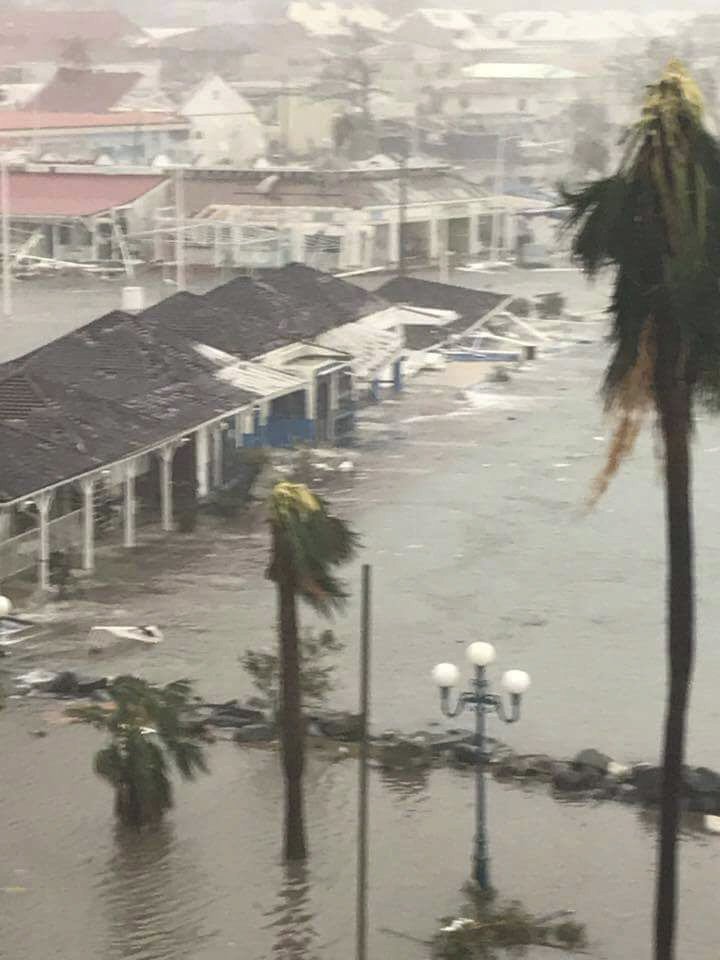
[277,554,307,861]
[655,371,694,960]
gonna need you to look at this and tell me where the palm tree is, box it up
[267,482,359,860]
[563,62,720,960]
[68,676,208,828]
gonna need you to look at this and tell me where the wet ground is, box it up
[3,268,720,959]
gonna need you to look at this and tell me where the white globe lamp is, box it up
[502,670,531,696]
[432,662,461,689]
[467,641,496,668]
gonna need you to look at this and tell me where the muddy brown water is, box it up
[3,337,720,959]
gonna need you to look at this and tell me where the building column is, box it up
[429,216,440,261]
[327,370,340,442]
[91,219,99,261]
[159,445,175,532]
[389,220,400,266]
[393,357,404,393]
[211,426,224,489]
[80,477,95,573]
[305,378,317,423]
[37,492,53,592]
[195,426,210,498]
[291,226,305,262]
[123,463,136,548]
[469,213,481,256]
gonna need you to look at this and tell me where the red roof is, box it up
[28,68,143,114]
[0,110,185,132]
[1,172,167,218]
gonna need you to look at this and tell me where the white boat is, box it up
[88,625,163,653]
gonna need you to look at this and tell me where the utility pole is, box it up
[490,135,506,264]
[2,158,11,318]
[356,564,372,960]
[397,138,408,277]
[174,166,186,291]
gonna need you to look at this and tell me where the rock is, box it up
[574,749,612,775]
[76,676,108,695]
[631,764,663,804]
[30,729,47,738]
[617,783,642,804]
[377,735,433,771]
[452,743,486,766]
[46,671,80,696]
[313,711,363,742]
[429,732,474,755]
[233,723,276,744]
[552,762,602,792]
[686,766,720,796]
[206,701,265,728]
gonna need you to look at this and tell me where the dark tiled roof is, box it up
[140,263,384,360]
[28,68,143,113]
[377,277,507,322]
[0,264,379,502]
[377,277,509,348]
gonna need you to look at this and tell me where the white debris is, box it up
[607,761,630,779]
[15,669,56,687]
[704,815,720,835]
[441,918,475,933]
[338,461,355,472]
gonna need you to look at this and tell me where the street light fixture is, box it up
[432,641,531,889]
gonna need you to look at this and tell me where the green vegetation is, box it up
[242,628,344,716]
[433,887,586,959]
[266,481,359,860]
[67,676,208,829]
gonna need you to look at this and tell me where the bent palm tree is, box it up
[267,482,359,860]
[563,62,720,960]
[68,676,208,828]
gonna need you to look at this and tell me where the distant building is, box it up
[180,75,266,166]
[0,168,170,269]
[172,164,525,271]
[0,110,189,164]
[438,62,584,120]
[26,67,175,114]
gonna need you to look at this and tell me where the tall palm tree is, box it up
[267,482,359,860]
[68,676,208,828]
[563,62,720,960]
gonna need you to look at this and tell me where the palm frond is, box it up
[564,59,720,497]
[267,482,360,614]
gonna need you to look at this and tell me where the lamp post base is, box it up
[472,852,490,891]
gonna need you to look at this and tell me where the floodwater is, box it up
[3,283,720,958]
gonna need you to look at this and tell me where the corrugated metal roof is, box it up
[194,344,307,396]
[0,172,167,218]
[362,305,459,329]
[316,321,402,378]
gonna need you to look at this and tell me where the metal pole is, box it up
[473,664,490,889]
[397,142,408,277]
[175,166,186,291]
[2,159,12,318]
[490,136,506,263]
[356,564,371,960]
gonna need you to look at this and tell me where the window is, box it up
[518,98,527,112]
[212,88,221,101]
[459,96,470,110]
[58,225,72,245]
[194,130,203,140]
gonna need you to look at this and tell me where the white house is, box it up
[180,75,266,167]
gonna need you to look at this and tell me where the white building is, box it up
[180,75,266,167]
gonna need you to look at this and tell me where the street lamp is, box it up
[432,642,531,889]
